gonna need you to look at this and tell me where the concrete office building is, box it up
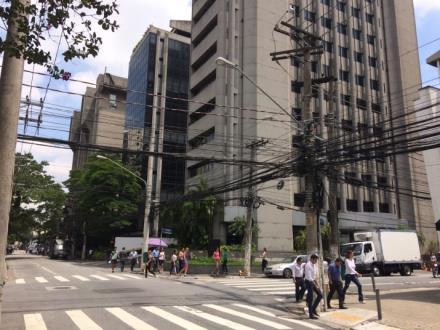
[187,0,433,252]
[414,51,440,249]
[69,73,128,169]
[125,21,191,236]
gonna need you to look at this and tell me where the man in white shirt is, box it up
[293,257,306,302]
[129,249,138,272]
[304,254,323,319]
[342,250,364,303]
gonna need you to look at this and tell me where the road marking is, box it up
[24,313,47,330]
[15,278,25,284]
[232,283,295,288]
[107,274,127,280]
[175,306,254,330]
[233,304,323,329]
[204,304,290,329]
[106,308,156,330]
[41,266,57,275]
[90,275,110,281]
[223,280,289,285]
[54,276,69,282]
[72,275,90,282]
[35,277,48,283]
[142,306,206,330]
[66,310,102,330]
[262,291,294,295]
[122,274,141,280]
[248,286,294,291]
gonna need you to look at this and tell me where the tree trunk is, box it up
[243,203,253,276]
[81,221,87,260]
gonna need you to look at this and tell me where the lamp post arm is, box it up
[100,157,147,188]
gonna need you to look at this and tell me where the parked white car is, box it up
[264,255,308,278]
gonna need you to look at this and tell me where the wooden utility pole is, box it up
[243,138,268,276]
[0,0,28,323]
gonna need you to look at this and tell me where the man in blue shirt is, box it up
[327,257,347,309]
[152,247,159,272]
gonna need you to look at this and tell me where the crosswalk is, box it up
[13,273,142,285]
[217,278,296,297]
[20,303,324,330]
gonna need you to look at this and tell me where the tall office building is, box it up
[125,20,191,235]
[187,0,433,252]
[69,73,127,169]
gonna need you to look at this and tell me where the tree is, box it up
[64,155,141,259]
[9,153,66,242]
[228,215,259,241]
[0,0,119,76]
[160,178,216,249]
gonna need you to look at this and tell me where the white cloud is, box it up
[414,0,440,17]
[16,143,73,185]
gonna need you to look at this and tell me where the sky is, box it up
[13,0,440,185]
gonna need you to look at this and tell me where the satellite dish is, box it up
[277,180,285,190]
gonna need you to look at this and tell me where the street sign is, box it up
[161,228,172,235]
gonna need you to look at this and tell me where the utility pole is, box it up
[243,138,268,276]
[0,0,28,323]
[327,79,339,259]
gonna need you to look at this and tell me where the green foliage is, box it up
[160,178,216,249]
[64,155,141,247]
[294,230,307,252]
[228,216,259,238]
[417,232,426,249]
[9,153,66,242]
[0,0,119,76]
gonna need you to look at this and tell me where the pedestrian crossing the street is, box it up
[217,278,296,297]
[13,273,145,285]
[20,303,324,330]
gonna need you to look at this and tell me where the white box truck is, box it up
[340,230,422,276]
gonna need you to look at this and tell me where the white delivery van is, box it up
[340,230,422,276]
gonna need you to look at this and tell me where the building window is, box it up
[322,64,330,76]
[188,161,214,178]
[339,69,350,82]
[190,98,216,124]
[352,7,360,18]
[291,81,302,93]
[352,28,362,40]
[191,70,216,97]
[321,17,332,29]
[366,13,375,24]
[192,15,218,47]
[292,107,302,121]
[372,103,381,113]
[354,51,363,63]
[291,56,301,67]
[369,56,377,67]
[356,75,365,86]
[189,127,215,149]
[347,199,359,212]
[339,46,348,58]
[324,41,333,53]
[191,42,217,72]
[337,23,347,35]
[379,203,390,213]
[311,61,318,73]
[341,93,351,106]
[367,35,375,45]
[304,10,316,23]
[337,1,346,12]
[370,79,379,91]
[321,0,331,5]
[357,98,367,110]
[109,94,117,108]
[363,201,374,212]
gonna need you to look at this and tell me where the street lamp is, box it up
[215,56,302,130]
[96,155,151,277]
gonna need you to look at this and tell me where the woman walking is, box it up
[260,247,268,273]
[158,248,165,273]
[212,247,221,276]
[170,249,178,275]
[343,250,364,303]
[178,248,186,276]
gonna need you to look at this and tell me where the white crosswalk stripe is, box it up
[106,307,157,330]
[263,291,294,295]
[72,275,90,282]
[219,278,296,297]
[204,304,290,329]
[175,306,255,330]
[15,278,25,284]
[54,276,69,282]
[142,306,207,330]
[122,274,142,280]
[232,304,324,329]
[35,277,49,283]
[107,274,127,280]
[24,313,47,330]
[90,274,110,281]
[248,287,294,291]
[66,310,103,330]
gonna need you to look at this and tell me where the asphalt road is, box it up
[2,253,330,330]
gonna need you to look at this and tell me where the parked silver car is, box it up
[264,255,308,278]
